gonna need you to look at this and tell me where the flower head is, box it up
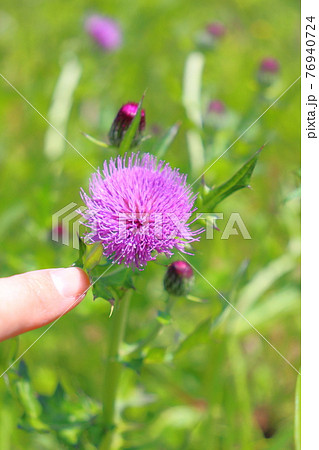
[257,57,280,86]
[206,22,226,38]
[196,21,226,50]
[208,100,226,115]
[85,15,122,51]
[206,100,228,129]
[164,260,194,296]
[108,103,146,147]
[259,57,280,74]
[80,153,202,269]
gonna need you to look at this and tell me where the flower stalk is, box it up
[99,289,132,449]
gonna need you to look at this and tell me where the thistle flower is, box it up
[206,100,228,128]
[208,100,226,115]
[108,103,146,147]
[164,260,194,296]
[85,15,122,51]
[206,22,226,39]
[257,57,280,86]
[196,21,226,49]
[80,153,202,269]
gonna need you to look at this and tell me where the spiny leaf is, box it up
[73,237,103,273]
[91,266,134,302]
[119,94,144,154]
[201,146,263,211]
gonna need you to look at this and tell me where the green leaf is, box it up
[73,237,103,273]
[73,236,86,268]
[154,122,181,158]
[174,317,211,356]
[83,242,104,273]
[122,357,144,374]
[119,94,144,154]
[201,146,263,211]
[145,347,167,364]
[91,265,134,302]
[156,310,172,325]
[13,373,101,446]
[15,361,42,420]
[81,132,110,148]
[294,373,301,450]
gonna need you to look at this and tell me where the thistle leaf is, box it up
[73,237,103,273]
[201,146,263,211]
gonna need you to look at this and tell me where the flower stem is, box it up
[130,295,175,356]
[99,289,132,450]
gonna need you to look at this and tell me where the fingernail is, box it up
[51,268,85,299]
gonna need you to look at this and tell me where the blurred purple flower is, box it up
[206,100,228,128]
[208,100,226,115]
[196,21,226,50]
[109,102,146,147]
[259,57,280,74]
[85,15,122,51]
[258,57,280,86]
[206,22,226,38]
[80,153,202,269]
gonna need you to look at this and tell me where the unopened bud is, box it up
[257,58,280,86]
[206,22,226,39]
[196,22,226,50]
[108,102,146,147]
[164,261,194,296]
[205,100,228,128]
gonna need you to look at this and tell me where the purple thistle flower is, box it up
[85,15,122,51]
[109,102,146,147]
[80,153,202,269]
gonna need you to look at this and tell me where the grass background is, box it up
[0,0,300,448]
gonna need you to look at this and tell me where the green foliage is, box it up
[199,147,262,211]
[74,237,103,273]
[9,361,100,447]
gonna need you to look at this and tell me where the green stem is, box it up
[228,337,253,449]
[99,289,132,450]
[130,296,175,356]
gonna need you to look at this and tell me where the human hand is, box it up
[0,268,90,342]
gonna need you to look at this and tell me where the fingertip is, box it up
[50,267,90,303]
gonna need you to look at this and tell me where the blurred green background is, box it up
[0,0,300,448]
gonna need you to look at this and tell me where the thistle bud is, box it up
[108,102,146,147]
[257,58,280,86]
[206,22,226,39]
[196,21,226,50]
[205,100,228,129]
[164,261,194,297]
